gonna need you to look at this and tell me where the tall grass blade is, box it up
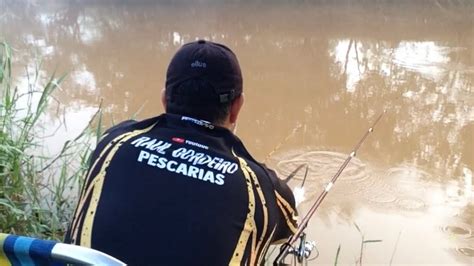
[334,244,341,266]
[354,222,362,234]
[389,231,402,265]
[0,41,99,241]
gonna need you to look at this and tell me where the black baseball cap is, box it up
[165,40,243,104]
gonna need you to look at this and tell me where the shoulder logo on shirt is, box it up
[172,136,209,150]
[181,116,215,130]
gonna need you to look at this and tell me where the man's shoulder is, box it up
[93,116,163,152]
[104,116,162,135]
[104,120,136,135]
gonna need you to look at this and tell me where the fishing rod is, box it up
[273,110,385,265]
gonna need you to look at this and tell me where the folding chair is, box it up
[0,233,126,265]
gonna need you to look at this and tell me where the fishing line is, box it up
[264,122,303,163]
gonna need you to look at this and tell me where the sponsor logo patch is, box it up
[171,137,209,150]
[172,137,185,143]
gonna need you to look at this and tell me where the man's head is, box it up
[162,40,244,129]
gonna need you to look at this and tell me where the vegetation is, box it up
[0,41,99,241]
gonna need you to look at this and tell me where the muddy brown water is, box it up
[1,1,473,265]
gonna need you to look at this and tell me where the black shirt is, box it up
[64,113,297,265]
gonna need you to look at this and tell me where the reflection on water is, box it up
[394,41,452,80]
[331,39,469,92]
[1,1,473,265]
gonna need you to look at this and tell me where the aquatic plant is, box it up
[0,41,99,241]
[353,223,382,266]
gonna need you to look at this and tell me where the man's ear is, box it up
[229,94,244,124]
[161,88,167,110]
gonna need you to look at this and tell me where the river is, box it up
[1,0,473,265]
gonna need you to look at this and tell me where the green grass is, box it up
[0,41,100,241]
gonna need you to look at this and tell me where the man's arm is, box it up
[64,120,136,243]
[262,166,299,243]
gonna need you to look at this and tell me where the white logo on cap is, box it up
[191,60,207,68]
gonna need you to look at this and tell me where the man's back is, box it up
[65,113,297,265]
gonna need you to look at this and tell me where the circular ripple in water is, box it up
[456,247,474,257]
[276,151,371,183]
[383,166,434,194]
[363,190,398,204]
[441,224,472,239]
[396,197,426,210]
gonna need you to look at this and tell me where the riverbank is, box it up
[0,42,98,240]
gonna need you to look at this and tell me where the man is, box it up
[65,40,297,265]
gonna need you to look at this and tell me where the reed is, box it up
[354,223,382,266]
[0,41,99,241]
[333,244,341,266]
